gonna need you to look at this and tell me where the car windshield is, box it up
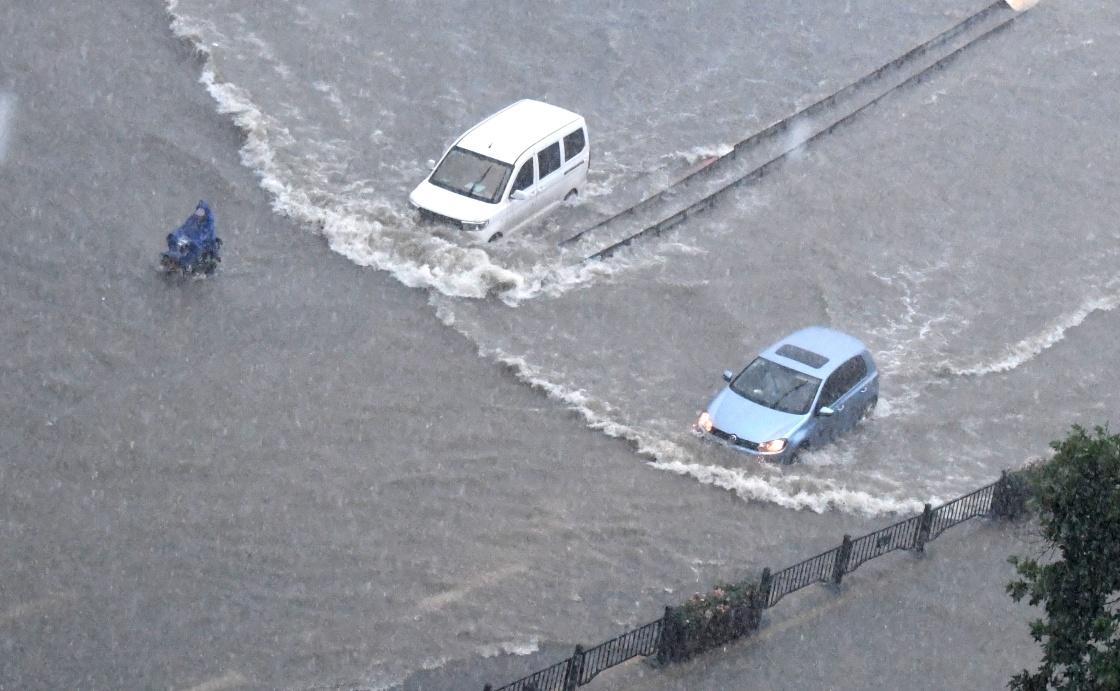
[429,147,512,204]
[730,357,822,415]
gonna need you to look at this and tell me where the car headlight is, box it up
[697,411,713,433]
[461,220,488,231]
[758,438,787,454]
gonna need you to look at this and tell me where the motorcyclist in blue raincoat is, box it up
[160,201,222,274]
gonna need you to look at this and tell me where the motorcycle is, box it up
[160,201,222,275]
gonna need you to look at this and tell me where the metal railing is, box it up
[578,619,662,686]
[930,482,997,541]
[767,546,838,608]
[483,470,1028,690]
[490,655,572,691]
[847,514,923,574]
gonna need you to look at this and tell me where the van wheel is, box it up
[487,232,503,243]
[564,189,578,201]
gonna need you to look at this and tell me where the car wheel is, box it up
[564,189,578,202]
[862,397,878,421]
[487,232,503,243]
[785,444,808,465]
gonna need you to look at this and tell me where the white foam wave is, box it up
[477,637,540,658]
[943,283,1120,377]
[164,1,628,304]
[431,298,697,457]
[649,460,935,516]
[782,117,814,160]
[658,241,708,257]
[865,260,955,378]
[673,143,734,166]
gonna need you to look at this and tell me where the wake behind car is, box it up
[695,326,878,464]
[409,99,589,243]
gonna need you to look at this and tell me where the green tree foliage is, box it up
[1007,426,1120,690]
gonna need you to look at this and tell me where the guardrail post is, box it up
[990,470,1028,519]
[915,503,934,553]
[656,606,676,665]
[563,644,584,691]
[740,568,773,637]
[831,535,853,585]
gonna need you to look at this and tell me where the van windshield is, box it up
[429,147,512,204]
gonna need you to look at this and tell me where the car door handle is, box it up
[860,387,868,393]
[836,404,845,412]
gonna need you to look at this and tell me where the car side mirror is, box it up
[426,159,436,170]
[818,406,835,417]
[510,189,529,201]
[722,370,734,383]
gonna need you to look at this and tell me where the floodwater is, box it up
[2,0,1117,688]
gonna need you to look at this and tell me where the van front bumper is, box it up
[413,206,491,242]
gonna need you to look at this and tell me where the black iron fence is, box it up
[483,470,1029,690]
[483,620,663,691]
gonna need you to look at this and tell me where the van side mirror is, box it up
[818,406,835,417]
[722,370,734,383]
[510,189,529,201]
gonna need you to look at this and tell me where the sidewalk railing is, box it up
[483,470,1028,691]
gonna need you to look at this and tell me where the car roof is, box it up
[760,326,869,376]
[456,99,583,164]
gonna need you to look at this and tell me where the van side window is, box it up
[563,128,585,161]
[511,159,534,194]
[538,142,561,179]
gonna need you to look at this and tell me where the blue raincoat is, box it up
[160,201,222,274]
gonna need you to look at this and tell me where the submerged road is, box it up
[0,3,887,688]
[5,0,1106,689]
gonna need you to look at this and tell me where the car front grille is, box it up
[709,427,760,451]
[417,208,464,230]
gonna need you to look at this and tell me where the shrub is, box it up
[661,580,762,663]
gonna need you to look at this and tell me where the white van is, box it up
[409,100,589,243]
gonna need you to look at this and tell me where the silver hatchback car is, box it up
[696,326,879,464]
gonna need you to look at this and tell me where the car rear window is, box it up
[775,344,829,369]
